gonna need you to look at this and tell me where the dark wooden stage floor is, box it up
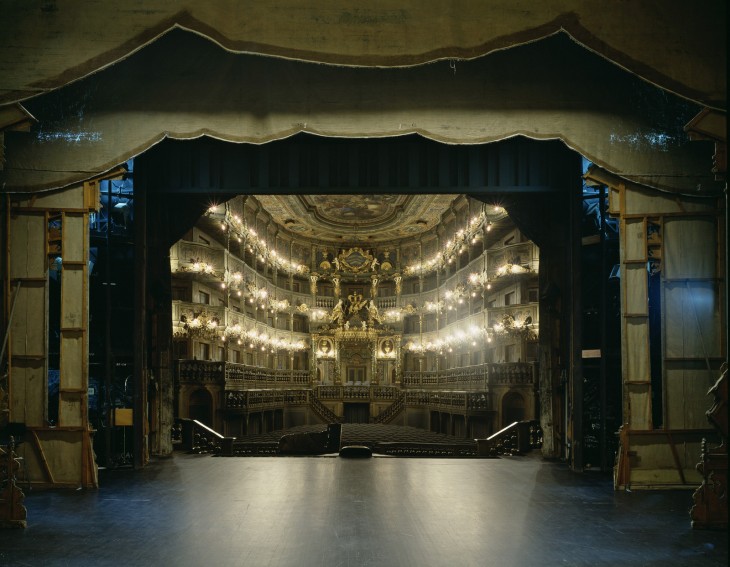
[1,453,727,566]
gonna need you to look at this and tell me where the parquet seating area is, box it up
[227,423,480,457]
[247,423,477,447]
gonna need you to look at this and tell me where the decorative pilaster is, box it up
[309,273,319,296]
[333,275,341,299]
[371,337,378,384]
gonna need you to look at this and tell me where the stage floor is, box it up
[1,452,727,566]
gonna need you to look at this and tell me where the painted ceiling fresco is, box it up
[256,194,459,243]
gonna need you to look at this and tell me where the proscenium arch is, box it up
[132,133,584,466]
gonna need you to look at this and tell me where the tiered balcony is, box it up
[170,236,540,373]
[225,363,309,387]
[178,360,536,392]
[172,300,310,345]
[177,359,533,426]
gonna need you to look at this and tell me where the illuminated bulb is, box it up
[237,291,242,296]
[486,222,492,232]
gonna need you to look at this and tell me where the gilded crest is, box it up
[338,247,375,273]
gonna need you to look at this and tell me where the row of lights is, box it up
[406,324,490,353]
[203,203,513,285]
[405,311,536,354]
[223,324,307,352]
[208,206,310,276]
[403,206,505,276]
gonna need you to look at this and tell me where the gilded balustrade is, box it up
[225,363,310,386]
[314,385,400,402]
[177,359,225,383]
[402,362,535,389]
[224,389,310,411]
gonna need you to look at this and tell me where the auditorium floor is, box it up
[1,453,727,567]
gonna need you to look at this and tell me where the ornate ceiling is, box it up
[256,194,460,243]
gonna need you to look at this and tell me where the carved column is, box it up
[334,337,342,385]
[371,335,379,385]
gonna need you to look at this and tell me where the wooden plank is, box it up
[10,277,46,283]
[9,362,45,427]
[10,354,45,360]
[624,265,648,315]
[31,430,55,485]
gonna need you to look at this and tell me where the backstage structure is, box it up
[0,1,727,552]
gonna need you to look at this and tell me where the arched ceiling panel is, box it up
[2,30,718,196]
[0,1,725,107]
